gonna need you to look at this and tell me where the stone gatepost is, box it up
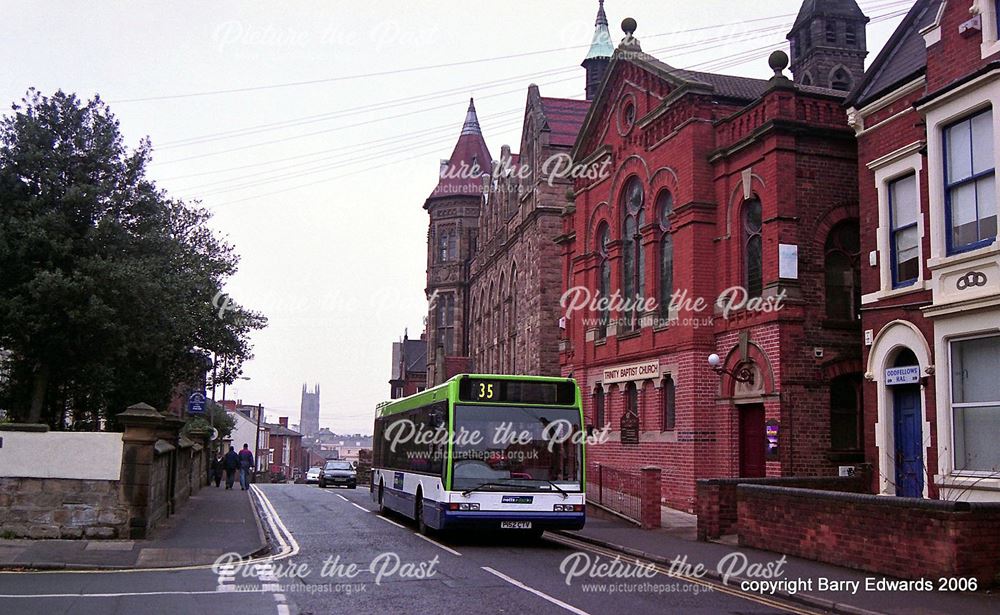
[186,426,212,493]
[161,416,186,516]
[640,466,663,529]
[117,403,165,539]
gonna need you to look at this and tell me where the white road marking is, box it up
[414,532,462,557]
[349,502,369,513]
[481,566,591,615]
[375,515,407,529]
[0,589,266,598]
[248,486,301,615]
[250,485,301,559]
[336,494,349,501]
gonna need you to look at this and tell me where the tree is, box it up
[0,89,265,428]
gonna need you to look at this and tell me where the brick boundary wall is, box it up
[696,474,868,541]
[737,485,1000,586]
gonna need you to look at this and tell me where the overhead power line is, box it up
[164,1,914,205]
[111,0,912,104]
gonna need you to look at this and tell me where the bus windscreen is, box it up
[450,404,583,491]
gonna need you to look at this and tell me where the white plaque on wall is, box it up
[779,244,799,280]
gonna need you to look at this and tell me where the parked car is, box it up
[319,460,357,489]
[305,467,322,484]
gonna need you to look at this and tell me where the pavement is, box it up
[0,482,266,570]
[558,503,1000,615]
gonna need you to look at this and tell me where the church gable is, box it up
[572,56,676,164]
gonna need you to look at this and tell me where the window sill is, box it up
[982,38,1000,61]
[861,279,927,305]
[929,239,999,270]
[617,330,641,341]
[936,473,1000,493]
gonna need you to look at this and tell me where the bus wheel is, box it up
[377,481,386,514]
[415,492,429,535]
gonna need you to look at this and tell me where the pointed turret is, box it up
[426,98,492,202]
[461,98,482,135]
[582,0,613,100]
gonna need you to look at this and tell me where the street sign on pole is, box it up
[188,391,207,415]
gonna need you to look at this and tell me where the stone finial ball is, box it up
[769,50,789,72]
[622,17,637,35]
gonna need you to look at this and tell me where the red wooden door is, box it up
[739,404,766,478]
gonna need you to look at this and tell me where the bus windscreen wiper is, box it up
[461,481,513,496]
[543,480,569,499]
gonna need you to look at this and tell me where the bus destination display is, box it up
[459,378,576,405]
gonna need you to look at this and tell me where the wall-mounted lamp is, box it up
[708,353,755,384]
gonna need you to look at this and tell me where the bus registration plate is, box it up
[500,521,532,529]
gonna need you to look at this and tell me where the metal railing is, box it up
[586,462,642,525]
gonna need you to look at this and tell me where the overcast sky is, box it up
[1,0,912,433]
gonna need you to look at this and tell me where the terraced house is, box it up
[847,0,1000,501]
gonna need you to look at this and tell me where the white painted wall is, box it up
[0,431,123,480]
[226,410,267,471]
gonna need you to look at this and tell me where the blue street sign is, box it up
[188,392,207,415]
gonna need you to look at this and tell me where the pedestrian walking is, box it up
[223,446,240,490]
[238,443,255,491]
[211,453,224,488]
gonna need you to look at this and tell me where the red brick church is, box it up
[560,1,869,511]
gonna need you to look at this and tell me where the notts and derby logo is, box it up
[956,271,988,291]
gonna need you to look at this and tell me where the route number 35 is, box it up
[477,382,495,400]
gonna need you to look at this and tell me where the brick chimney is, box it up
[279,417,288,428]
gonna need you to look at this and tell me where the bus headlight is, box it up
[457,503,480,511]
[554,504,584,512]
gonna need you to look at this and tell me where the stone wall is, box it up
[0,477,129,539]
[0,403,212,540]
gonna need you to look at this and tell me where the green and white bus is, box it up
[371,374,586,535]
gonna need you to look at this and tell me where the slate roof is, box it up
[613,52,773,105]
[847,0,943,108]
[539,97,591,147]
[672,68,771,101]
[266,423,303,438]
[391,337,427,380]
[403,338,426,373]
